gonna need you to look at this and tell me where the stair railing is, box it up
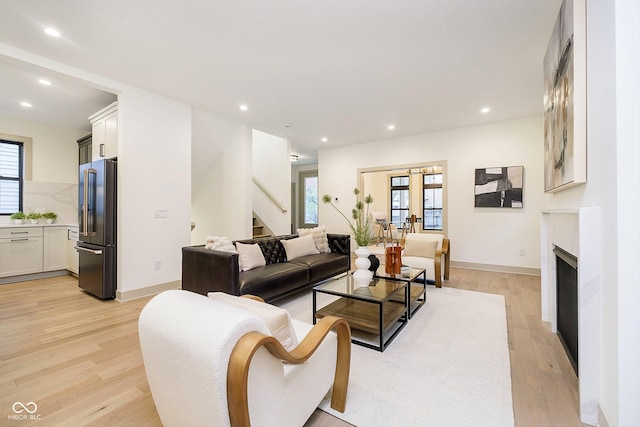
[253,177,287,213]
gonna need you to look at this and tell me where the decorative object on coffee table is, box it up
[322,188,374,286]
[352,246,373,286]
[367,254,380,273]
[385,244,402,274]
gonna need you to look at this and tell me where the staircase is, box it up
[252,215,272,238]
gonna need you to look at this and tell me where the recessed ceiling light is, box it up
[44,27,61,37]
[321,137,328,142]
[39,79,52,86]
[20,102,32,108]
[480,107,491,114]
[239,104,248,111]
[387,124,396,130]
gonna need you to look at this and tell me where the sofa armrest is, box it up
[327,234,350,256]
[182,246,241,296]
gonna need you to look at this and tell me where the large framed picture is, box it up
[475,166,524,208]
[543,0,587,193]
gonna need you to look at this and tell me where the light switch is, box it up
[154,209,168,218]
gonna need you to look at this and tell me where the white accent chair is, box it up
[401,233,450,288]
[138,290,351,427]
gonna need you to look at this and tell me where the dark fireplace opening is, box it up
[554,246,578,375]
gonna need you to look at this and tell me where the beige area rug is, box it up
[280,286,514,427]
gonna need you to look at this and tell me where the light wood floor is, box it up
[0,270,588,426]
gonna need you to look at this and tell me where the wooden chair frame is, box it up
[433,238,451,288]
[227,296,351,426]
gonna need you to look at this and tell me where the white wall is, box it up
[542,1,640,424]
[319,115,544,270]
[363,170,388,214]
[117,88,192,294]
[0,117,86,225]
[1,44,193,298]
[191,121,252,244]
[252,129,290,235]
[613,0,640,425]
[0,116,85,184]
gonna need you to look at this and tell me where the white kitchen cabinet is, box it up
[0,227,43,278]
[43,226,68,272]
[66,226,79,274]
[89,101,118,160]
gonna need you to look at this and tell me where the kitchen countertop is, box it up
[0,223,79,229]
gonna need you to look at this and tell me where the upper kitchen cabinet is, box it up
[77,134,92,165]
[89,101,118,160]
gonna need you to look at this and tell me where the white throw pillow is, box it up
[235,242,266,271]
[281,235,320,261]
[207,292,299,351]
[204,235,237,252]
[297,225,330,253]
[403,239,438,258]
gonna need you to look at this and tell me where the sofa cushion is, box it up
[290,253,350,284]
[281,235,319,260]
[403,238,438,258]
[236,242,266,271]
[239,263,310,302]
[297,226,330,253]
[207,292,299,351]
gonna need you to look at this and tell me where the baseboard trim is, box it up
[0,270,72,285]
[451,261,540,276]
[116,280,181,302]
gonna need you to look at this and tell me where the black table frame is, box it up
[312,276,409,352]
[374,267,427,319]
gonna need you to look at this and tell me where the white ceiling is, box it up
[0,0,561,163]
[0,58,116,132]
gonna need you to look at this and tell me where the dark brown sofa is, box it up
[182,233,350,302]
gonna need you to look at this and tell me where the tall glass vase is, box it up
[353,246,374,286]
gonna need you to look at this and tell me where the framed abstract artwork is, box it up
[475,166,524,208]
[543,0,587,192]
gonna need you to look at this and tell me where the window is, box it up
[390,175,409,227]
[0,140,23,215]
[299,170,318,227]
[422,167,443,231]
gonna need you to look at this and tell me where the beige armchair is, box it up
[139,290,351,427]
[401,233,450,287]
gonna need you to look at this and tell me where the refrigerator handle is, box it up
[82,167,97,237]
[75,244,103,255]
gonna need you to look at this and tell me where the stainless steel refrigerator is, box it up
[77,158,117,299]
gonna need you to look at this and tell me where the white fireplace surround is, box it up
[541,208,601,426]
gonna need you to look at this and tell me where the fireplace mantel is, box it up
[540,207,601,426]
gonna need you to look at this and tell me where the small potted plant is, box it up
[42,211,57,224]
[26,212,42,224]
[10,211,26,224]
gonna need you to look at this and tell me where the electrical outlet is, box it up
[519,248,526,256]
[154,259,161,270]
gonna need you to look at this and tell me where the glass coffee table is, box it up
[313,274,408,352]
[374,267,427,318]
